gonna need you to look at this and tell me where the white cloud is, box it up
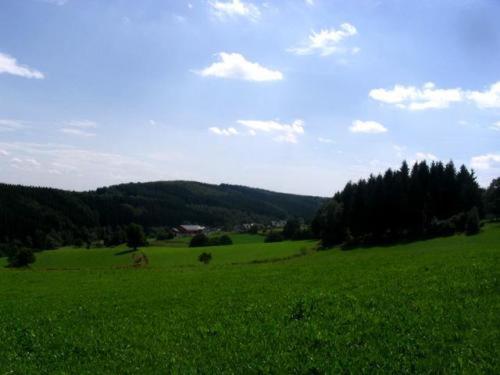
[0,149,9,156]
[490,121,500,131]
[305,0,314,5]
[0,52,44,79]
[318,137,334,143]
[349,120,387,134]
[60,120,97,137]
[369,81,500,110]
[210,0,260,21]
[288,23,358,56]
[0,142,155,183]
[60,128,96,137]
[466,82,500,109]
[0,119,27,132]
[415,152,438,162]
[197,52,283,82]
[66,120,98,128]
[369,82,463,110]
[471,153,500,170]
[237,119,305,143]
[209,127,239,136]
[11,157,41,170]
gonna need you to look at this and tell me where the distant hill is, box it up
[0,181,326,243]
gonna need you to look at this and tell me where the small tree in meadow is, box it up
[126,223,146,250]
[198,252,212,264]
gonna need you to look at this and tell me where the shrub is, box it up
[218,234,233,245]
[156,229,174,241]
[465,206,480,236]
[190,233,209,247]
[193,234,233,247]
[7,248,35,268]
[198,252,212,264]
[428,217,456,237]
[265,232,284,243]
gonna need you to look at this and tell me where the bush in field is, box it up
[465,206,480,235]
[7,248,35,268]
[198,252,212,264]
[218,234,233,245]
[126,223,146,250]
[191,234,233,247]
[265,232,284,243]
[156,229,174,241]
[190,233,209,247]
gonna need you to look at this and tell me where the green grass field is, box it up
[0,226,498,373]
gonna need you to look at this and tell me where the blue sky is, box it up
[0,0,499,196]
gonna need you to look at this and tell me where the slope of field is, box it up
[0,226,498,373]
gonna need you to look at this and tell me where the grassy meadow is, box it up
[0,225,499,373]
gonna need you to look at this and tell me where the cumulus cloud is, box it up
[209,0,260,21]
[369,81,500,110]
[349,120,387,134]
[466,82,500,109]
[197,53,283,81]
[209,127,239,136]
[471,153,500,170]
[237,119,305,143]
[0,52,44,79]
[288,23,358,56]
[369,82,463,110]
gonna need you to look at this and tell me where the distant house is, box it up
[176,224,205,236]
[271,220,286,228]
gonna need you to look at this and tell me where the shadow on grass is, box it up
[114,248,136,256]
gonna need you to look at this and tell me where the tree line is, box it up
[312,161,499,247]
[0,180,324,256]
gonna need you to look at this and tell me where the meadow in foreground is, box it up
[0,226,498,373]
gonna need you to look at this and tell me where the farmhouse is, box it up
[175,224,205,236]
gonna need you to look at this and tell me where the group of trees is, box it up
[312,161,493,246]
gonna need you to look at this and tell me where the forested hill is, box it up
[0,180,326,243]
